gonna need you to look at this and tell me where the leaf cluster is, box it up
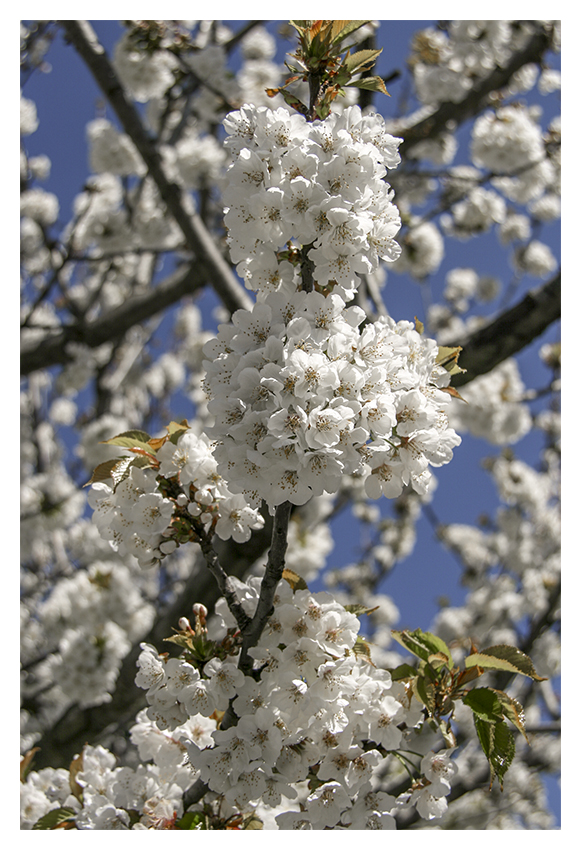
[390,629,546,790]
[267,20,389,120]
[84,420,190,490]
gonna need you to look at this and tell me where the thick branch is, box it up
[451,272,560,388]
[58,21,251,316]
[21,260,204,375]
[399,23,555,156]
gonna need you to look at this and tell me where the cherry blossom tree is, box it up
[20,19,560,830]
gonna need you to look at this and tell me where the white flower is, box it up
[135,644,166,696]
[421,750,458,789]
[305,781,351,828]
[204,659,246,710]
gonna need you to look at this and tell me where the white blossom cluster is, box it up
[88,430,265,569]
[21,735,197,830]
[409,22,559,108]
[135,576,456,828]
[203,286,461,509]
[471,105,546,176]
[23,562,155,712]
[448,358,532,445]
[222,102,402,302]
[196,103,462,511]
[434,450,560,655]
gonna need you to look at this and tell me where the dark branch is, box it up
[58,21,251,316]
[451,271,561,388]
[398,23,555,156]
[21,261,204,375]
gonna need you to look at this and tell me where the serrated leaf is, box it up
[344,603,380,617]
[20,747,40,782]
[101,429,153,452]
[415,316,424,335]
[32,807,77,830]
[462,687,505,724]
[465,645,547,681]
[473,717,515,790]
[390,663,418,681]
[330,20,371,47]
[439,385,468,402]
[85,455,153,490]
[68,751,84,801]
[329,20,351,41]
[343,48,383,75]
[436,345,465,376]
[353,635,373,661]
[491,689,529,742]
[414,675,436,715]
[391,629,453,668]
[84,456,127,487]
[282,567,309,591]
[346,75,389,95]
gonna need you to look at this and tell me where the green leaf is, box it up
[84,456,127,487]
[462,687,505,724]
[279,89,309,116]
[436,345,465,376]
[492,689,529,742]
[165,419,191,446]
[20,747,40,782]
[414,675,436,715]
[344,603,380,617]
[352,635,373,662]
[282,567,309,591]
[473,717,515,790]
[346,75,389,95]
[177,811,206,829]
[391,629,453,668]
[329,20,371,48]
[84,455,153,490]
[343,48,383,75]
[464,645,547,681]
[101,429,154,453]
[390,663,418,681]
[32,807,77,830]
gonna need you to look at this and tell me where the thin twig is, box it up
[58,20,251,317]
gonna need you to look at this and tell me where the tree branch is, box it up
[398,23,555,156]
[58,21,251,316]
[237,501,293,676]
[451,271,560,388]
[21,260,205,375]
